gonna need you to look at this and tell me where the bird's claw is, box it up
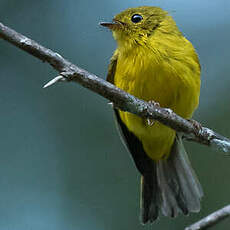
[146,100,160,126]
[147,118,155,126]
[148,100,160,107]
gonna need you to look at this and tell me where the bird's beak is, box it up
[100,19,124,30]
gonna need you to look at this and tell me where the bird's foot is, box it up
[146,100,160,126]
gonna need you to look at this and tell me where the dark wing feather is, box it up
[114,110,154,175]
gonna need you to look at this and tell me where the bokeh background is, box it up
[0,0,230,229]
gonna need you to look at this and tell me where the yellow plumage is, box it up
[101,6,202,223]
[112,8,200,160]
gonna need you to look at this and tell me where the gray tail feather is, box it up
[140,134,203,224]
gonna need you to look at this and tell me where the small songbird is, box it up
[101,6,203,224]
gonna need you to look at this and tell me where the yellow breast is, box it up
[114,37,200,160]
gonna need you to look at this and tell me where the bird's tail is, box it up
[140,134,203,224]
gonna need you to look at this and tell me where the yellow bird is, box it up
[101,6,203,224]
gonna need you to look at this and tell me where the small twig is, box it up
[43,75,66,88]
[185,205,230,230]
[1,21,230,154]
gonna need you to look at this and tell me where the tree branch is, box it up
[1,21,230,153]
[185,205,230,230]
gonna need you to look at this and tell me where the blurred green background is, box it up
[0,0,230,229]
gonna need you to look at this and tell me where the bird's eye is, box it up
[131,14,143,23]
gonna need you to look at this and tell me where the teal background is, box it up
[0,0,230,229]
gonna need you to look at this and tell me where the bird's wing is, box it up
[106,51,154,175]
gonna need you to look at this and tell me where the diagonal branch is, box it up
[185,205,230,230]
[0,21,230,154]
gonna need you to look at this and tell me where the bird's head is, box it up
[100,6,176,49]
